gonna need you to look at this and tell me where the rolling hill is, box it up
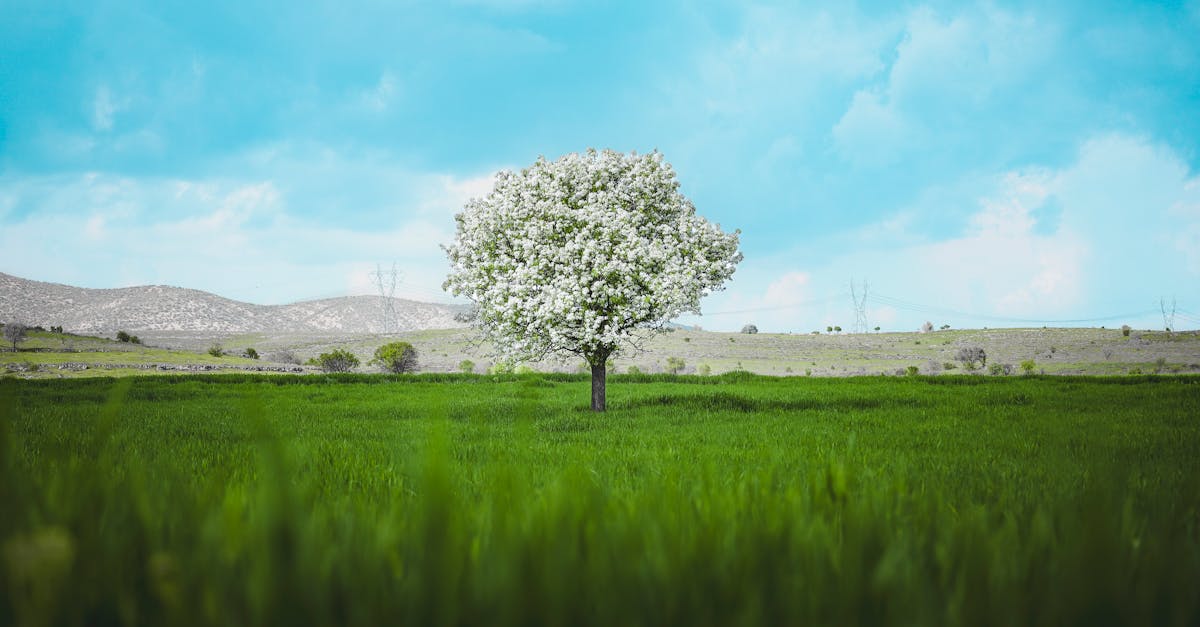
[0,272,469,334]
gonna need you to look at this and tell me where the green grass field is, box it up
[3,374,1199,625]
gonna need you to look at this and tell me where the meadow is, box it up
[3,373,1199,625]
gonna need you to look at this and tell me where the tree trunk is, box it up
[590,361,606,412]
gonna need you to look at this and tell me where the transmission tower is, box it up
[370,262,401,334]
[850,279,869,334]
[1161,296,1177,335]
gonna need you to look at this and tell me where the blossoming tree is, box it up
[443,149,742,411]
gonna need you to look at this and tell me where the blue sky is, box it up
[2,0,1199,332]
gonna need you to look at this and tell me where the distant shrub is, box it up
[116,330,132,343]
[458,359,475,374]
[905,365,920,377]
[1121,324,1132,337]
[4,321,28,352]
[515,365,536,375]
[370,341,418,373]
[683,337,691,343]
[243,348,260,360]
[833,326,842,333]
[1020,359,1037,375]
[489,362,515,375]
[956,347,987,370]
[921,321,934,333]
[741,324,758,334]
[1129,367,1143,375]
[316,349,360,373]
[49,325,63,334]
[989,363,1014,376]
[805,369,812,376]
[940,324,951,331]
[697,364,711,376]
[943,362,957,371]
[665,357,685,374]
[874,326,880,332]
[207,344,225,358]
[627,365,643,375]
[826,326,833,333]
[1154,357,1167,374]
[267,350,301,365]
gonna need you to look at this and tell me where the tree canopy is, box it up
[443,149,741,410]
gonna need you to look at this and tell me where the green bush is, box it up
[1122,324,1132,337]
[627,365,643,375]
[316,349,360,373]
[697,364,711,376]
[207,344,225,358]
[370,342,418,373]
[989,363,1014,376]
[489,362,515,375]
[665,356,685,375]
[244,348,260,360]
[905,365,920,377]
[458,359,475,374]
[956,346,987,370]
[116,330,132,343]
[1020,359,1036,375]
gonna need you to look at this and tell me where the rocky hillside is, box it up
[0,272,469,334]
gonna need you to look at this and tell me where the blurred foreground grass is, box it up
[2,373,1198,626]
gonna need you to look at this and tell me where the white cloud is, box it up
[361,70,399,112]
[832,5,1053,164]
[90,85,132,132]
[681,6,894,121]
[0,151,495,304]
[831,89,909,165]
[701,134,1198,332]
[763,271,810,308]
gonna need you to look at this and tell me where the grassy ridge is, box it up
[3,374,1199,625]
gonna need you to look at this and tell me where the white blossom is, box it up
[442,148,742,365]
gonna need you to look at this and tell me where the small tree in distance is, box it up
[4,322,28,352]
[315,349,360,373]
[443,149,742,411]
[741,323,758,334]
[371,342,418,373]
[956,346,987,370]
